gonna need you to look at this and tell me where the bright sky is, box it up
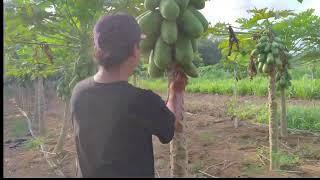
[200,0,320,26]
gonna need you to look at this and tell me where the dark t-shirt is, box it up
[70,77,175,178]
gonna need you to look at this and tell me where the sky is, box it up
[200,0,320,26]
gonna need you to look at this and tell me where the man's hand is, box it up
[166,66,188,132]
[168,66,188,93]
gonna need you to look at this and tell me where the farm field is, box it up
[4,0,320,178]
[4,91,320,178]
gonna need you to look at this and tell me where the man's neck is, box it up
[93,66,129,84]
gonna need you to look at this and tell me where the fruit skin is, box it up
[136,11,149,21]
[148,50,164,78]
[190,0,205,10]
[138,10,162,36]
[178,9,204,38]
[272,47,279,56]
[160,0,180,21]
[258,62,264,73]
[251,49,258,57]
[266,53,274,65]
[259,36,269,42]
[264,43,271,53]
[161,20,178,45]
[144,0,160,11]
[191,39,198,52]
[189,6,209,32]
[175,34,193,66]
[153,37,172,69]
[175,0,190,11]
[262,63,270,73]
[140,34,157,55]
[182,62,198,78]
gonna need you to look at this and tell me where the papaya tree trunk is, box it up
[280,88,287,138]
[268,68,279,170]
[169,66,188,177]
[37,77,46,137]
[233,63,238,102]
[54,101,70,154]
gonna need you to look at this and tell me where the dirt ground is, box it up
[3,92,320,178]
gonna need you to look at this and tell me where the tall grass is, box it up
[227,102,320,132]
[138,65,320,99]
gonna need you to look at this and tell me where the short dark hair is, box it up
[93,13,141,69]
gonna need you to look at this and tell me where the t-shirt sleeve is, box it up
[134,90,176,144]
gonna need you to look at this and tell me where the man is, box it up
[71,13,181,178]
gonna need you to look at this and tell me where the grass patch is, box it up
[198,132,215,143]
[23,137,44,151]
[137,65,320,99]
[9,119,28,138]
[227,101,320,132]
[256,146,300,170]
[191,160,205,175]
[297,144,320,160]
[242,162,264,177]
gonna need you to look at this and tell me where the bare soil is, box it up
[3,92,320,178]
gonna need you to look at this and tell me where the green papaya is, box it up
[175,34,193,66]
[259,36,269,43]
[256,42,267,51]
[136,11,149,21]
[182,62,198,78]
[161,20,178,44]
[179,9,204,38]
[153,37,172,69]
[250,49,258,57]
[175,0,190,11]
[190,0,205,10]
[275,57,282,66]
[271,42,279,49]
[274,37,283,43]
[148,50,164,78]
[138,10,162,35]
[144,0,160,11]
[264,43,271,53]
[263,64,270,73]
[189,6,209,32]
[258,53,267,63]
[258,62,264,73]
[191,39,198,52]
[160,0,180,21]
[140,35,157,55]
[266,53,274,65]
[271,47,279,56]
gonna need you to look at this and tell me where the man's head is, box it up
[93,13,141,75]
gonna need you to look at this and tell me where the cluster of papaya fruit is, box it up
[250,32,292,89]
[137,0,208,78]
[276,70,292,90]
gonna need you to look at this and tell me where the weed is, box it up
[198,132,215,143]
[23,137,44,151]
[9,119,28,138]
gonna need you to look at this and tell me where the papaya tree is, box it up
[137,0,209,177]
[232,8,295,171]
[4,0,146,154]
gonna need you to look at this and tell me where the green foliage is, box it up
[139,64,320,99]
[9,119,28,138]
[198,38,221,65]
[23,137,44,151]
[227,101,320,132]
[4,0,145,101]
